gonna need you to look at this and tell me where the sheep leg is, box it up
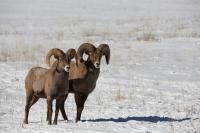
[29,95,39,107]
[47,97,53,125]
[59,94,68,120]
[53,97,64,125]
[23,93,33,124]
[75,93,88,122]
[46,107,49,121]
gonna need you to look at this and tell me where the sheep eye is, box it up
[58,57,63,60]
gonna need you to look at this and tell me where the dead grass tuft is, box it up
[136,32,159,42]
[115,89,126,101]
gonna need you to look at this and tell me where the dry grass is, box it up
[136,32,159,42]
[0,47,43,62]
[115,89,126,101]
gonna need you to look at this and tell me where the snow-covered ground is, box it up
[0,0,200,132]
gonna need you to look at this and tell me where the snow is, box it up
[0,0,200,132]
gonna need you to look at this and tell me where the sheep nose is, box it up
[95,62,100,68]
[64,65,70,72]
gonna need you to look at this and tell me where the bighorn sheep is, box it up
[59,43,110,122]
[23,48,77,125]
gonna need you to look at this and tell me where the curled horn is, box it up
[77,43,96,58]
[65,48,78,65]
[46,48,65,67]
[98,44,110,64]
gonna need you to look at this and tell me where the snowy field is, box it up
[0,0,200,132]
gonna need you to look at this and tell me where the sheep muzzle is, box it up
[64,65,70,72]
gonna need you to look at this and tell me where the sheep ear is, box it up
[88,52,92,55]
[58,57,62,60]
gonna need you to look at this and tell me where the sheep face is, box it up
[87,50,103,69]
[57,57,71,72]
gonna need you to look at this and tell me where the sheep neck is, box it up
[85,60,100,80]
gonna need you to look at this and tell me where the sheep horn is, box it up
[46,48,65,67]
[77,43,96,58]
[66,48,78,65]
[97,44,110,64]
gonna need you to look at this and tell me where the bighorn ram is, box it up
[58,43,110,122]
[23,48,77,125]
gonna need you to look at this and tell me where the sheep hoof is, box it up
[53,121,57,125]
[75,119,80,123]
[23,120,28,124]
[63,117,68,121]
[48,122,52,125]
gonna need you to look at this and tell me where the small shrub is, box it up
[136,32,159,42]
[115,89,125,101]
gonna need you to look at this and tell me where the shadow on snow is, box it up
[82,116,191,123]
